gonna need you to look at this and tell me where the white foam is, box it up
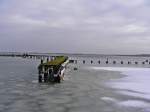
[111,70,150,97]
[32,80,38,83]
[118,90,150,100]
[118,100,150,108]
[101,97,117,102]
[92,67,150,98]
[92,67,150,108]
[92,67,150,72]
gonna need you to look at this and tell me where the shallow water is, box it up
[0,56,150,112]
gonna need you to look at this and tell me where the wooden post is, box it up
[47,57,49,62]
[44,72,48,82]
[83,60,85,64]
[41,59,43,64]
[98,60,100,64]
[106,58,108,64]
[113,61,116,64]
[38,74,42,83]
[106,61,108,64]
[121,61,123,64]
[91,60,93,64]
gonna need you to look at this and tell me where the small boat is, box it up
[38,56,69,83]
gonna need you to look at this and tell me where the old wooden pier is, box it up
[38,56,69,83]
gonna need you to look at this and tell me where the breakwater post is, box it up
[128,61,131,64]
[68,58,150,67]
[83,60,85,64]
[113,61,116,64]
[121,61,123,64]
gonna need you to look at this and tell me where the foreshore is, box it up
[0,57,150,112]
[65,64,150,112]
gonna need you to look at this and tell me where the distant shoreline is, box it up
[0,52,150,57]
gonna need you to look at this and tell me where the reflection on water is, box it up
[0,56,150,112]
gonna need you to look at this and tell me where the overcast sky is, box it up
[0,0,150,54]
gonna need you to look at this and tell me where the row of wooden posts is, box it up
[21,55,150,65]
[71,59,150,65]
[20,55,150,65]
[23,55,150,65]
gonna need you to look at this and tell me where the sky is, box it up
[0,0,150,54]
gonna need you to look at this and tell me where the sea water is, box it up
[0,56,150,112]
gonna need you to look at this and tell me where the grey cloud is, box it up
[0,0,150,54]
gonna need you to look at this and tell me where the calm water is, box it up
[0,56,150,112]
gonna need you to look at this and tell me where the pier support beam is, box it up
[44,72,48,82]
[38,74,42,83]
[47,57,49,62]
[41,59,43,64]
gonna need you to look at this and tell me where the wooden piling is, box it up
[69,60,75,63]
[121,61,123,64]
[106,58,108,64]
[41,59,43,64]
[44,72,48,82]
[128,61,131,64]
[83,60,85,64]
[106,61,108,64]
[47,57,49,62]
[113,61,116,64]
[38,74,42,83]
